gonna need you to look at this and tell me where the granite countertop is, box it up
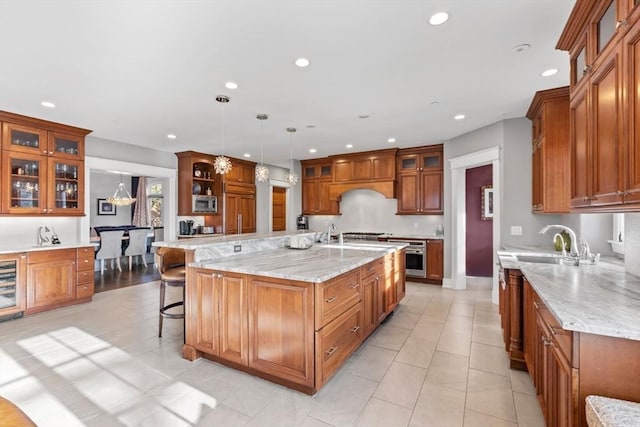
[497,250,640,341]
[192,242,404,283]
[154,230,316,249]
[586,395,640,427]
[0,241,95,255]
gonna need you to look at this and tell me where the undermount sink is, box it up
[515,254,564,264]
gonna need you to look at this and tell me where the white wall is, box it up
[624,213,640,276]
[255,162,301,233]
[89,172,133,227]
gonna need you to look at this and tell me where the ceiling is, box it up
[0,1,575,169]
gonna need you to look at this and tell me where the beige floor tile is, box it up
[425,351,469,392]
[472,324,505,348]
[409,318,444,342]
[373,362,427,408]
[449,302,476,318]
[470,342,510,377]
[467,369,512,393]
[509,370,536,396]
[473,310,501,327]
[369,325,411,351]
[401,294,433,314]
[223,375,284,417]
[443,314,474,334]
[437,330,472,357]
[299,416,334,427]
[395,336,437,368]
[466,388,517,422]
[355,397,412,427]
[347,343,397,382]
[463,409,517,426]
[420,303,451,322]
[244,387,315,427]
[386,310,422,330]
[410,383,465,427]
[513,392,545,427]
[309,372,377,427]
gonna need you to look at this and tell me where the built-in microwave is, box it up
[192,195,217,213]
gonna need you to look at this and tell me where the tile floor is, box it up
[0,279,545,427]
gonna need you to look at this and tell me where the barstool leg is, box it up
[159,281,165,337]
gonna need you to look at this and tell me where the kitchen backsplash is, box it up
[624,213,640,277]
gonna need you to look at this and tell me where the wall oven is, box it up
[388,239,426,278]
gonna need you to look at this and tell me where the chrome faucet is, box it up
[328,223,337,243]
[539,225,579,257]
[553,233,567,257]
[37,225,50,246]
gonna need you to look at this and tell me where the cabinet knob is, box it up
[617,190,625,197]
[42,150,47,154]
[616,20,627,29]
[583,65,591,75]
[350,326,360,333]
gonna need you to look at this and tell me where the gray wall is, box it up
[86,136,177,170]
[625,213,640,276]
[89,172,134,227]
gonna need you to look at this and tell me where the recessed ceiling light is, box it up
[346,144,353,148]
[41,101,55,108]
[513,43,531,53]
[430,101,440,106]
[309,148,317,153]
[358,115,370,119]
[429,12,449,25]
[167,134,177,139]
[454,114,466,120]
[387,138,396,143]
[541,68,558,77]
[225,81,238,89]
[295,57,310,67]
[243,153,251,158]
[306,124,317,128]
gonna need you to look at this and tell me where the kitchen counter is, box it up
[193,242,406,282]
[0,241,95,255]
[497,250,640,341]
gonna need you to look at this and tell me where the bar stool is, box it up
[156,247,186,337]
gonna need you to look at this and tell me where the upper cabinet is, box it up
[526,87,571,214]
[301,160,339,215]
[0,111,90,216]
[396,145,443,215]
[331,149,396,182]
[176,151,220,216]
[557,0,640,211]
[223,159,255,184]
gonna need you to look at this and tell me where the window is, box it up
[148,181,163,227]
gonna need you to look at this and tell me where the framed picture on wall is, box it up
[481,185,493,220]
[97,198,117,216]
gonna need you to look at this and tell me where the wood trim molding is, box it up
[0,110,91,136]
[556,0,597,51]
[526,86,570,119]
[328,181,395,200]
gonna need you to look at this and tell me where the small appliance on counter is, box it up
[198,225,215,234]
[296,214,309,230]
[179,220,195,235]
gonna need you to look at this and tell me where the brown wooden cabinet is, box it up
[224,159,255,184]
[559,0,640,211]
[0,253,27,318]
[301,160,339,215]
[397,145,443,214]
[76,247,95,300]
[0,111,90,216]
[176,151,220,216]
[426,239,444,282]
[331,149,396,182]
[526,87,571,213]
[224,183,256,235]
[26,249,77,314]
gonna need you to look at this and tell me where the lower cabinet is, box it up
[26,248,77,314]
[0,253,27,318]
[426,239,443,282]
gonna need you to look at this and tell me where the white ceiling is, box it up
[0,1,574,168]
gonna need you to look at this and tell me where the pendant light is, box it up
[255,114,269,182]
[107,174,136,206]
[284,127,298,185]
[214,95,232,175]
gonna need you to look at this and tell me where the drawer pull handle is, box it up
[326,296,338,303]
[325,346,338,356]
[541,337,552,346]
[549,326,568,336]
[349,283,360,289]
[350,326,360,333]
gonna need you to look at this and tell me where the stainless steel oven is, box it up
[389,239,426,278]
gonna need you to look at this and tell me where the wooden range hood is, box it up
[328,180,395,201]
[327,148,398,201]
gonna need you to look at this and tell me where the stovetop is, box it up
[342,232,387,241]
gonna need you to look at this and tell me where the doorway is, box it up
[272,186,287,231]
[465,165,493,277]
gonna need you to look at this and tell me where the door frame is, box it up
[268,179,291,232]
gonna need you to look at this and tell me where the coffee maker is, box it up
[296,214,309,230]
[179,220,194,235]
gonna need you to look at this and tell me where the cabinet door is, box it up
[570,85,591,208]
[2,151,47,214]
[420,171,443,213]
[426,240,443,281]
[225,193,239,234]
[549,342,577,427]
[397,173,419,213]
[48,131,84,160]
[317,180,339,214]
[532,140,543,211]
[333,160,353,182]
[420,151,442,171]
[193,270,219,355]
[248,276,314,388]
[383,259,397,313]
[375,275,386,323]
[362,274,377,338]
[219,272,248,365]
[239,194,256,233]
[590,46,624,206]
[1,122,47,155]
[27,259,76,310]
[395,249,406,303]
[372,156,395,180]
[352,158,372,180]
[48,158,83,214]
[0,253,27,317]
[623,21,640,203]
[302,179,318,214]
[397,154,419,174]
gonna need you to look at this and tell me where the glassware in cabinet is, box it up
[1,122,47,154]
[2,152,46,213]
[49,158,83,213]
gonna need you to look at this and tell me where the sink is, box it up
[321,243,388,251]
[515,254,564,264]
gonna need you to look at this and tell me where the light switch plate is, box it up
[511,226,523,236]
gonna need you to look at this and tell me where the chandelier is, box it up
[255,114,269,182]
[285,127,298,185]
[214,95,232,175]
[107,175,136,206]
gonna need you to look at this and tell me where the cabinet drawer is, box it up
[76,269,94,285]
[316,269,361,328]
[315,303,363,386]
[76,283,94,299]
[28,248,76,264]
[361,259,384,280]
[77,246,94,260]
[538,304,573,364]
[76,255,94,272]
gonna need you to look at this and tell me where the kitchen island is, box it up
[497,250,640,426]
[156,232,406,394]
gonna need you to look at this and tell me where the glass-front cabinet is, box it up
[48,132,84,160]
[1,122,47,155]
[2,151,46,214]
[0,253,26,318]
[48,158,83,214]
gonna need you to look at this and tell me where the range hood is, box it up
[328,181,396,200]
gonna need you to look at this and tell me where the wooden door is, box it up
[225,193,239,234]
[590,45,623,206]
[397,173,419,213]
[361,274,377,338]
[239,193,256,233]
[426,240,443,281]
[333,160,353,182]
[219,272,248,365]
[248,276,314,388]
[26,259,76,310]
[352,158,372,180]
[420,171,443,213]
[570,85,591,207]
[623,20,640,203]
[48,131,85,160]
[193,270,219,355]
[272,186,286,231]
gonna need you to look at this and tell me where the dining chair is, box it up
[95,230,124,274]
[124,228,150,270]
